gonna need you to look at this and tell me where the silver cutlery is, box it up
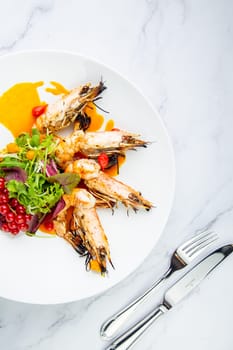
[106,244,233,350]
[100,230,218,339]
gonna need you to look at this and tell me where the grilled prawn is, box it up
[54,188,112,274]
[65,159,153,211]
[55,129,149,169]
[36,81,106,133]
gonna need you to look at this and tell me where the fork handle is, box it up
[105,304,169,350]
[100,268,172,339]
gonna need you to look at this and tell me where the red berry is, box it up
[0,204,9,215]
[1,223,10,232]
[0,193,9,203]
[2,188,9,195]
[5,212,15,223]
[15,214,25,225]
[10,198,19,208]
[8,222,17,231]
[11,229,20,235]
[25,214,32,222]
[16,205,26,214]
[18,223,28,231]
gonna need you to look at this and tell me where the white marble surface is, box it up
[0,0,233,349]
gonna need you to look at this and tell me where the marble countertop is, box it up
[0,0,233,349]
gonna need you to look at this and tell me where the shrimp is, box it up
[36,81,106,133]
[53,188,112,274]
[65,159,153,211]
[55,129,149,169]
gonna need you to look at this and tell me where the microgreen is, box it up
[2,128,65,216]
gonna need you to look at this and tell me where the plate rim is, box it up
[0,49,176,304]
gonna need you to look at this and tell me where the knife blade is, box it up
[106,244,233,350]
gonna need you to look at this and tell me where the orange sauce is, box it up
[45,81,69,95]
[105,119,114,131]
[0,81,43,137]
[105,155,126,177]
[0,80,125,235]
[84,102,104,131]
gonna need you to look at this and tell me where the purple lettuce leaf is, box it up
[45,159,59,176]
[27,214,45,234]
[26,198,65,234]
[3,167,27,182]
[42,198,66,223]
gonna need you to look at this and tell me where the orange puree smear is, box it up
[105,155,126,177]
[105,119,114,131]
[84,102,104,131]
[45,81,69,95]
[0,81,43,137]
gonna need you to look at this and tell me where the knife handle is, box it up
[105,304,168,350]
[101,269,172,339]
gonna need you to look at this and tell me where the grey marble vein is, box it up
[0,2,53,53]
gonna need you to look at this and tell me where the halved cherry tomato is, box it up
[43,220,54,231]
[98,153,109,170]
[32,104,48,117]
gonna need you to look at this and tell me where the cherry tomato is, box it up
[44,220,54,231]
[32,104,47,117]
[97,153,109,170]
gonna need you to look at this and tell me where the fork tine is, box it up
[186,234,218,258]
[180,230,214,251]
[185,232,217,254]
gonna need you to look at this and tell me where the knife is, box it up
[105,244,233,350]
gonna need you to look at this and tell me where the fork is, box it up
[100,230,218,339]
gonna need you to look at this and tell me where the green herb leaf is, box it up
[0,157,25,169]
[4,128,64,218]
[15,133,30,147]
[7,174,64,215]
[48,172,80,194]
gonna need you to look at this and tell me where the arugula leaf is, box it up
[0,157,25,169]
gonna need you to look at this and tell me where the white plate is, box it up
[0,51,175,304]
